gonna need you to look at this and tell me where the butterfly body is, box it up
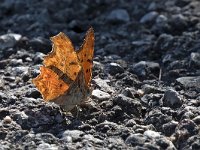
[51,69,90,111]
[33,28,94,112]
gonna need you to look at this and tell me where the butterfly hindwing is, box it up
[32,66,69,101]
[77,27,94,87]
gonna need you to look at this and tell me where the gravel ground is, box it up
[0,0,200,149]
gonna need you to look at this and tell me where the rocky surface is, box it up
[0,0,200,149]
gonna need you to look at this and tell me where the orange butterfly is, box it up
[33,28,94,112]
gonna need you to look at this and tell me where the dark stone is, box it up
[107,9,130,23]
[162,89,182,108]
[140,11,159,24]
[113,94,141,116]
[176,76,200,92]
[107,63,124,75]
[130,61,160,78]
[190,52,200,68]
[125,133,146,146]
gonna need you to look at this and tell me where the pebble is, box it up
[144,130,161,139]
[11,66,29,75]
[0,34,17,50]
[62,130,84,141]
[140,11,159,24]
[33,52,45,64]
[29,37,51,54]
[156,15,168,24]
[3,116,12,124]
[192,116,200,125]
[125,133,146,146]
[162,89,182,108]
[170,14,188,31]
[93,78,113,93]
[162,121,178,136]
[107,63,124,75]
[91,89,111,101]
[37,143,58,150]
[176,76,200,91]
[107,9,130,23]
[131,61,160,78]
[190,52,200,68]
[113,94,141,116]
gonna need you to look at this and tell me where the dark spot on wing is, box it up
[69,61,78,65]
[84,54,86,57]
[74,72,77,76]
[87,59,92,63]
[86,69,89,73]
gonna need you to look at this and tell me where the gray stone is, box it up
[131,61,160,78]
[92,89,111,101]
[162,89,182,108]
[34,52,45,64]
[107,9,130,23]
[107,63,124,75]
[156,15,168,24]
[93,78,113,93]
[0,34,17,50]
[144,130,161,139]
[190,52,200,68]
[62,130,84,141]
[11,66,29,75]
[125,133,146,146]
[176,76,200,92]
[37,142,58,150]
[140,11,158,23]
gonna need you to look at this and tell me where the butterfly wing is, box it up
[77,27,94,87]
[32,66,69,101]
[44,32,81,81]
[33,32,81,101]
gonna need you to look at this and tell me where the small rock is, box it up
[156,15,168,24]
[93,78,113,93]
[30,37,51,54]
[176,76,200,92]
[192,116,200,125]
[25,88,41,99]
[83,134,103,144]
[10,59,23,66]
[190,52,200,68]
[131,61,160,78]
[162,89,182,108]
[33,52,45,64]
[142,84,164,94]
[3,116,12,124]
[144,130,161,139]
[11,66,29,76]
[0,92,7,100]
[170,14,188,32]
[140,11,159,24]
[162,121,178,136]
[107,63,124,75]
[125,133,146,146]
[0,33,18,50]
[92,89,111,101]
[154,34,174,51]
[113,94,141,116]
[62,130,84,142]
[107,9,130,23]
[122,87,137,98]
[37,143,58,150]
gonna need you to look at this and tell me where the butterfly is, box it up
[32,27,94,112]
